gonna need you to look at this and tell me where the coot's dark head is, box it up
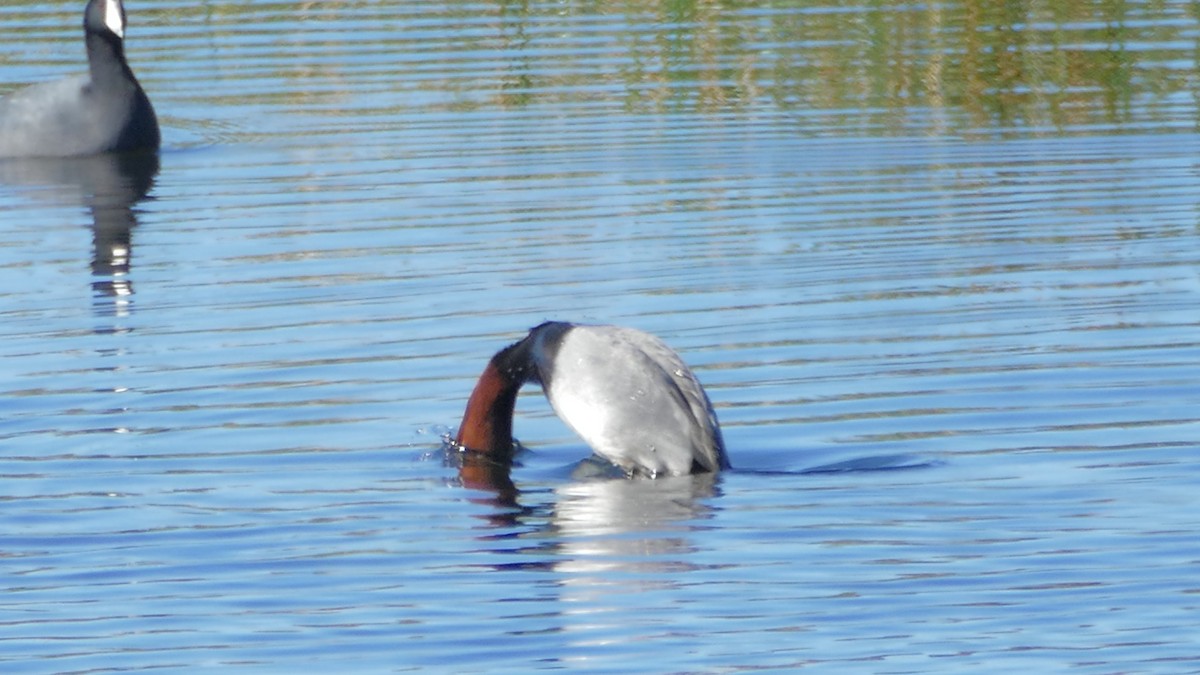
[85,0,127,41]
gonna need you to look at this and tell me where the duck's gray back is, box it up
[536,323,728,476]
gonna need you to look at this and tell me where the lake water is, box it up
[2,0,1199,672]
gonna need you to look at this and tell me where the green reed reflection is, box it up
[486,0,1195,135]
[5,0,1192,137]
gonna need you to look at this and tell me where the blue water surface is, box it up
[2,0,1199,672]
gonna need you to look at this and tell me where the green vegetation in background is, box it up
[489,0,1196,135]
[2,0,1196,136]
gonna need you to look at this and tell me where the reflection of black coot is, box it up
[0,0,159,158]
[0,150,159,309]
[87,152,159,304]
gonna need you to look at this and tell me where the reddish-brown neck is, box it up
[455,346,529,458]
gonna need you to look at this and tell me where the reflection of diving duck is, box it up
[456,322,730,478]
[0,0,159,158]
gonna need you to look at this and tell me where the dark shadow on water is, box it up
[796,453,943,475]
[442,439,941,497]
[0,150,159,319]
[440,438,720,519]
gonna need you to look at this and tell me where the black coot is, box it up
[0,0,159,158]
